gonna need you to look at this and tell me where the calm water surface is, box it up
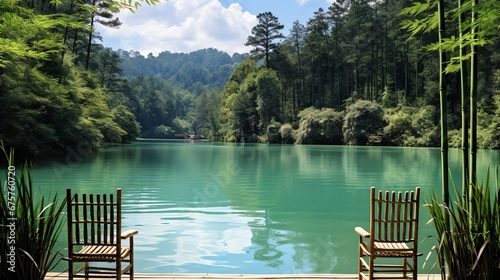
[31,141,500,274]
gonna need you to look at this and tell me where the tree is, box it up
[402,0,500,278]
[295,107,344,144]
[245,12,285,68]
[85,0,122,69]
[343,100,386,145]
[286,21,306,113]
[193,89,222,138]
[217,59,260,142]
[328,1,348,110]
[402,0,500,202]
[256,68,281,130]
[304,7,332,109]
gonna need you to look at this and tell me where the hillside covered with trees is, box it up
[0,0,244,158]
[1,0,499,159]
[211,1,500,148]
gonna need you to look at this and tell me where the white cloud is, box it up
[296,0,310,5]
[96,0,257,56]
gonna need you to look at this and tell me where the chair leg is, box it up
[130,256,134,280]
[68,261,73,280]
[358,240,363,280]
[117,259,121,280]
[412,256,417,280]
[369,256,374,280]
[130,238,135,280]
[130,261,134,280]
[402,258,407,278]
[84,262,89,279]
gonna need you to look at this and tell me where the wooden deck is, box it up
[45,272,441,280]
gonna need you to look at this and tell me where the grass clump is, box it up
[0,144,66,280]
[425,169,500,279]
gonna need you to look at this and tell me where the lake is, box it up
[30,141,500,274]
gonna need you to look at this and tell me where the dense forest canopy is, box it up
[214,0,500,148]
[118,48,247,93]
[1,0,499,159]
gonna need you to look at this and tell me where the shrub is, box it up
[279,123,294,144]
[425,169,500,279]
[0,144,66,280]
[153,125,175,138]
[384,109,412,146]
[343,100,386,145]
[266,121,282,143]
[295,107,343,145]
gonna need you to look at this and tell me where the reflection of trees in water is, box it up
[248,211,284,268]
[221,145,492,272]
[339,147,440,191]
[292,234,338,273]
[244,206,340,272]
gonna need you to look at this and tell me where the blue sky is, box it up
[95,0,334,56]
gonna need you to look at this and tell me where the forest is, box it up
[1,0,499,159]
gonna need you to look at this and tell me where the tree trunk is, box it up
[469,0,478,187]
[459,0,469,195]
[86,0,97,70]
[438,0,449,208]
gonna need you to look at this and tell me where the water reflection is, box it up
[31,141,500,274]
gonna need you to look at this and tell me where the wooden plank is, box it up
[45,272,441,280]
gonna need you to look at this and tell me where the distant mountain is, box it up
[117,48,248,93]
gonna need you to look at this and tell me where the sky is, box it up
[95,0,335,56]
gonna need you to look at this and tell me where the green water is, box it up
[30,141,500,274]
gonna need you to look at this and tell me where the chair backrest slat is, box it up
[104,194,108,244]
[370,187,420,244]
[74,193,80,242]
[117,189,122,256]
[66,189,122,251]
[90,194,95,244]
[390,191,396,241]
[396,192,406,241]
[96,194,101,244]
[110,193,115,244]
[83,194,88,243]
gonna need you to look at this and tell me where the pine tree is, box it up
[245,12,285,69]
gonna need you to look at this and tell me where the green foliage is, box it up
[384,105,439,147]
[245,12,285,68]
[118,48,246,92]
[256,68,281,129]
[477,70,500,149]
[152,124,175,138]
[205,0,498,147]
[0,144,66,280]
[410,105,440,146]
[384,108,413,146]
[343,100,386,145]
[265,120,282,144]
[0,1,70,67]
[295,107,344,145]
[425,169,500,279]
[111,105,141,143]
[7,0,497,149]
[218,59,260,142]
[0,0,144,157]
[402,0,499,74]
[193,89,222,138]
[172,117,192,134]
[279,123,294,144]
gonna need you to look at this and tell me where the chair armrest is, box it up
[121,230,139,239]
[355,227,370,238]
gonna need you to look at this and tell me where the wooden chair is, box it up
[65,188,138,280]
[355,187,421,280]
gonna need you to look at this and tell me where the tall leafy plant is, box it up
[0,144,66,280]
[425,169,500,279]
